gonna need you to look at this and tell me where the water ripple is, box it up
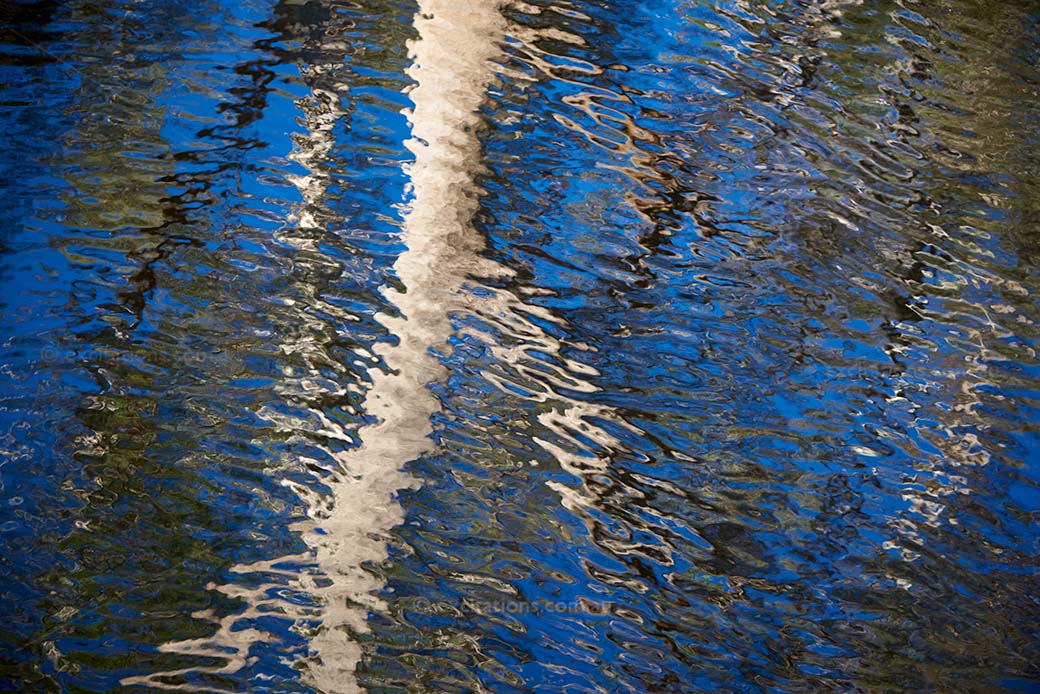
[1,0,1038,692]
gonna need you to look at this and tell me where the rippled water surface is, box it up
[1,0,1039,691]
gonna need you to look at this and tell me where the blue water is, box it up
[1,0,1038,692]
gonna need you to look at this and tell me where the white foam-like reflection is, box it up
[299,5,510,689]
[125,1,508,692]
[122,2,639,691]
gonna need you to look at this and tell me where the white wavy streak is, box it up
[124,2,507,691]
[123,2,649,690]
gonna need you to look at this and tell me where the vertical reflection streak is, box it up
[301,0,640,683]
[121,2,509,692]
[300,2,508,691]
[123,2,634,690]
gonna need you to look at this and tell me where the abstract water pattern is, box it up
[0,0,1038,692]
